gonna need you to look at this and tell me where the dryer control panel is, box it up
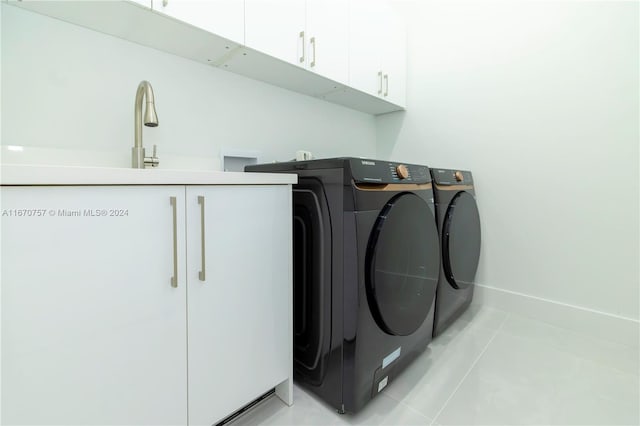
[349,159,431,184]
[431,168,474,185]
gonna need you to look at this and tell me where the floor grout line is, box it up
[428,313,511,426]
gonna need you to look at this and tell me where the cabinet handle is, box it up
[384,74,389,97]
[310,36,316,68]
[378,71,383,95]
[170,196,178,288]
[198,196,206,281]
[299,31,305,63]
[162,0,168,7]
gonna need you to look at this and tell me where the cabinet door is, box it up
[305,0,348,84]
[186,185,291,426]
[348,0,384,97]
[155,0,244,44]
[245,0,306,66]
[380,3,407,107]
[1,186,188,425]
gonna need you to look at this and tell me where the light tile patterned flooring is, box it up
[233,306,640,426]
[234,305,639,425]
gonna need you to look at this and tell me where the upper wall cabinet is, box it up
[154,0,244,46]
[244,0,305,68]
[382,8,407,107]
[7,0,405,114]
[305,0,349,84]
[8,0,242,66]
[349,0,406,107]
[244,0,348,85]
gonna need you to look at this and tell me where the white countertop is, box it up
[0,164,297,186]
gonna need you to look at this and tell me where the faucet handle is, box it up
[144,145,160,168]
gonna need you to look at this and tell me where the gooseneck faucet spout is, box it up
[132,80,160,169]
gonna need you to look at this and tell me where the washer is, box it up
[246,158,440,413]
[430,168,482,337]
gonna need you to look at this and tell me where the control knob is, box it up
[454,171,464,182]
[396,164,409,179]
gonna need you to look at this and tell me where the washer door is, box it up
[365,192,440,336]
[442,191,481,289]
[292,178,332,385]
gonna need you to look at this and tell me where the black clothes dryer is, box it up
[430,168,481,337]
[246,158,440,414]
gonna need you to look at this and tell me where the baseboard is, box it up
[472,283,639,348]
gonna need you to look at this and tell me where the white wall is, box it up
[378,1,639,322]
[1,4,376,168]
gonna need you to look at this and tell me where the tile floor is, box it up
[234,306,640,425]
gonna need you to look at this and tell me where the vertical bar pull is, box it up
[170,196,178,288]
[198,196,206,281]
[310,36,316,68]
[299,31,305,63]
[384,74,389,97]
[378,71,383,95]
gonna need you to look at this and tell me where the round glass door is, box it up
[365,193,440,336]
[442,191,481,289]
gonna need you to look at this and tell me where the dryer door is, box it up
[442,191,481,289]
[365,193,439,336]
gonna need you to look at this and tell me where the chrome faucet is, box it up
[132,80,159,168]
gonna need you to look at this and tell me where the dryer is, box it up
[246,158,440,413]
[430,168,481,337]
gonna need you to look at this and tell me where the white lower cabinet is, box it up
[185,185,292,425]
[1,184,292,425]
[1,186,188,425]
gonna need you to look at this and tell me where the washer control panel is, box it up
[350,159,431,184]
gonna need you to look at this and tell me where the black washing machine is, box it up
[430,168,482,337]
[246,158,440,413]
